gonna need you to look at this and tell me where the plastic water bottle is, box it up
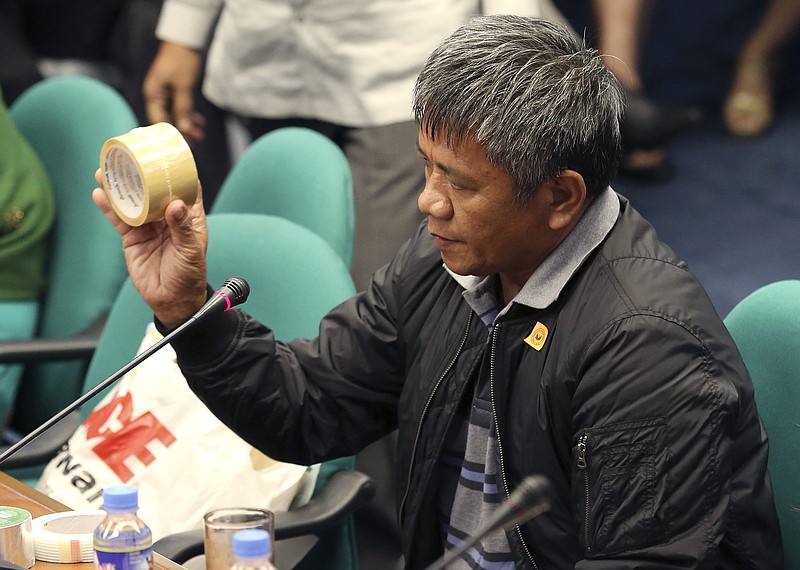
[231,529,277,570]
[93,485,153,570]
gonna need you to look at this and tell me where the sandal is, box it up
[723,59,774,137]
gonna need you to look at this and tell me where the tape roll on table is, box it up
[100,122,199,226]
[0,506,34,568]
[31,510,106,563]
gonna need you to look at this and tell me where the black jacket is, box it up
[174,195,782,568]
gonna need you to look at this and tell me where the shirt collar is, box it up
[446,186,620,324]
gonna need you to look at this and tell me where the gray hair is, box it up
[413,15,624,201]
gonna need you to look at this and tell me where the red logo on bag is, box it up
[83,391,176,482]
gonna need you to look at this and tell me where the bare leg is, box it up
[724,0,800,136]
[742,0,800,60]
[592,0,653,90]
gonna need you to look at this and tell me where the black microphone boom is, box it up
[0,278,250,466]
[424,475,554,570]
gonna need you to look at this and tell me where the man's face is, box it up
[416,128,563,291]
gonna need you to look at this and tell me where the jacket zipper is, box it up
[398,312,473,522]
[577,431,591,552]
[490,323,540,570]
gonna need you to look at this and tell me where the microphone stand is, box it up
[0,314,202,466]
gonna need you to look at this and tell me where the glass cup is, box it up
[204,508,275,570]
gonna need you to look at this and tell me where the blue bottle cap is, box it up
[233,529,271,559]
[102,485,139,512]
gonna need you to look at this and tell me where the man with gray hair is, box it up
[94,15,782,568]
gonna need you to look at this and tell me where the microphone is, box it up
[424,475,554,570]
[0,278,250,465]
[193,277,250,322]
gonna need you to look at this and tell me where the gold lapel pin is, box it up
[524,322,549,351]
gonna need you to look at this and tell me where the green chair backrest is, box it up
[80,213,358,570]
[9,75,137,433]
[211,127,355,268]
[724,279,800,566]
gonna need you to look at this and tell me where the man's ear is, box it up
[544,169,587,231]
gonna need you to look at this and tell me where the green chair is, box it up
[724,279,800,567]
[212,127,355,268]
[0,75,137,436]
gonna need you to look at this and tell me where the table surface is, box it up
[0,471,184,570]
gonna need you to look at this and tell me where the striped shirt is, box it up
[439,353,516,568]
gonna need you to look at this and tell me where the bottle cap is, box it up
[102,486,139,512]
[233,529,271,559]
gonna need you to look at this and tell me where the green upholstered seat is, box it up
[725,279,800,567]
[212,127,355,268]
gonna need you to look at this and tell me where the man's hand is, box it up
[143,42,206,143]
[93,170,209,329]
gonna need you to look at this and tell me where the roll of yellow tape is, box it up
[100,122,199,226]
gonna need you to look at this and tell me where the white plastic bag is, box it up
[37,323,314,540]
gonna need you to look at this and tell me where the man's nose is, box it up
[418,177,452,219]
